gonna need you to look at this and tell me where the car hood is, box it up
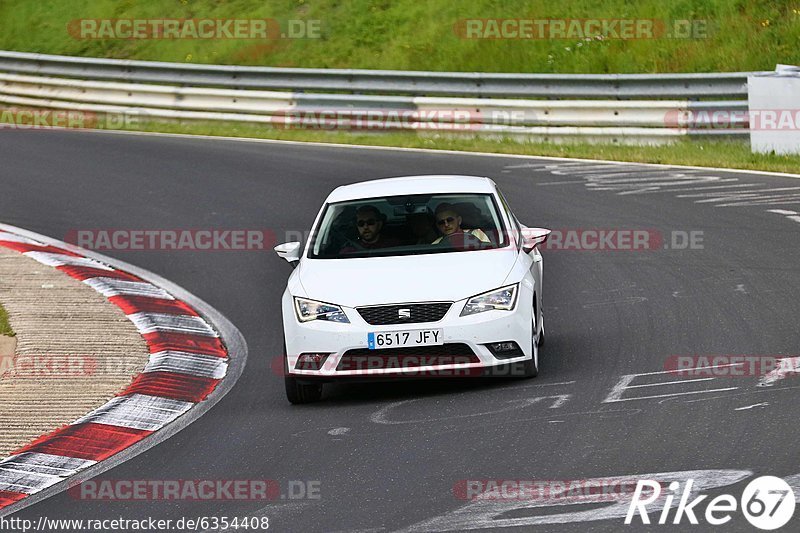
[297,249,519,307]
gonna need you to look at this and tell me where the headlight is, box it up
[294,297,350,323]
[460,284,518,316]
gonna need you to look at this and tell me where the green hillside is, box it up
[0,0,797,72]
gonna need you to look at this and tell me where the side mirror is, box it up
[274,241,302,266]
[521,227,551,253]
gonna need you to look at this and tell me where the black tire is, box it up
[521,346,538,378]
[534,293,545,348]
[285,375,323,404]
[283,341,323,404]
[537,314,545,347]
[523,298,539,378]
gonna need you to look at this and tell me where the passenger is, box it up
[431,203,490,245]
[339,205,400,253]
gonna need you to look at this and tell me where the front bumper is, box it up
[282,292,533,378]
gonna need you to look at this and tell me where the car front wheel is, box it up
[284,342,323,404]
[537,313,545,347]
[285,374,323,404]
[522,303,539,378]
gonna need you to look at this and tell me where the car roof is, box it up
[326,175,497,203]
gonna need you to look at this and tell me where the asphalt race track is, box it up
[1,129,799,532]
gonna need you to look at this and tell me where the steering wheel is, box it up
[442,231,486,251]
[336,237,366,254]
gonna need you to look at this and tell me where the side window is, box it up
[496,188,522,248]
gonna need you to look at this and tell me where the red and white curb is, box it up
[0,226,245,513]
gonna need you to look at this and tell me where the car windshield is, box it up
[308,193,510,259]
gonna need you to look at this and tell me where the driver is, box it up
[339,204,400,253]
[431,203,490,245]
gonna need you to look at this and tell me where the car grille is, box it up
[356,302,452,325]
[336,343,478,371]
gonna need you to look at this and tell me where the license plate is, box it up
[367,329,443,350]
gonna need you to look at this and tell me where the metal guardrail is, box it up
[0,51,756,144]
[0,50,767,98]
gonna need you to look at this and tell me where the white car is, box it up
[274,175,550,403]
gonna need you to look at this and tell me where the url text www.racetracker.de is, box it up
[0,515,270,532]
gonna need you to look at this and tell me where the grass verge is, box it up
[0,303,14,337]
[0,0,798,73]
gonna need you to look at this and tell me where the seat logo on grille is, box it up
[398,308,411,319]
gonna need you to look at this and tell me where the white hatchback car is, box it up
[275,175,550,403]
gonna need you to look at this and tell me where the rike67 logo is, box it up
[627,476,795,530]
[439,470,796,531]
